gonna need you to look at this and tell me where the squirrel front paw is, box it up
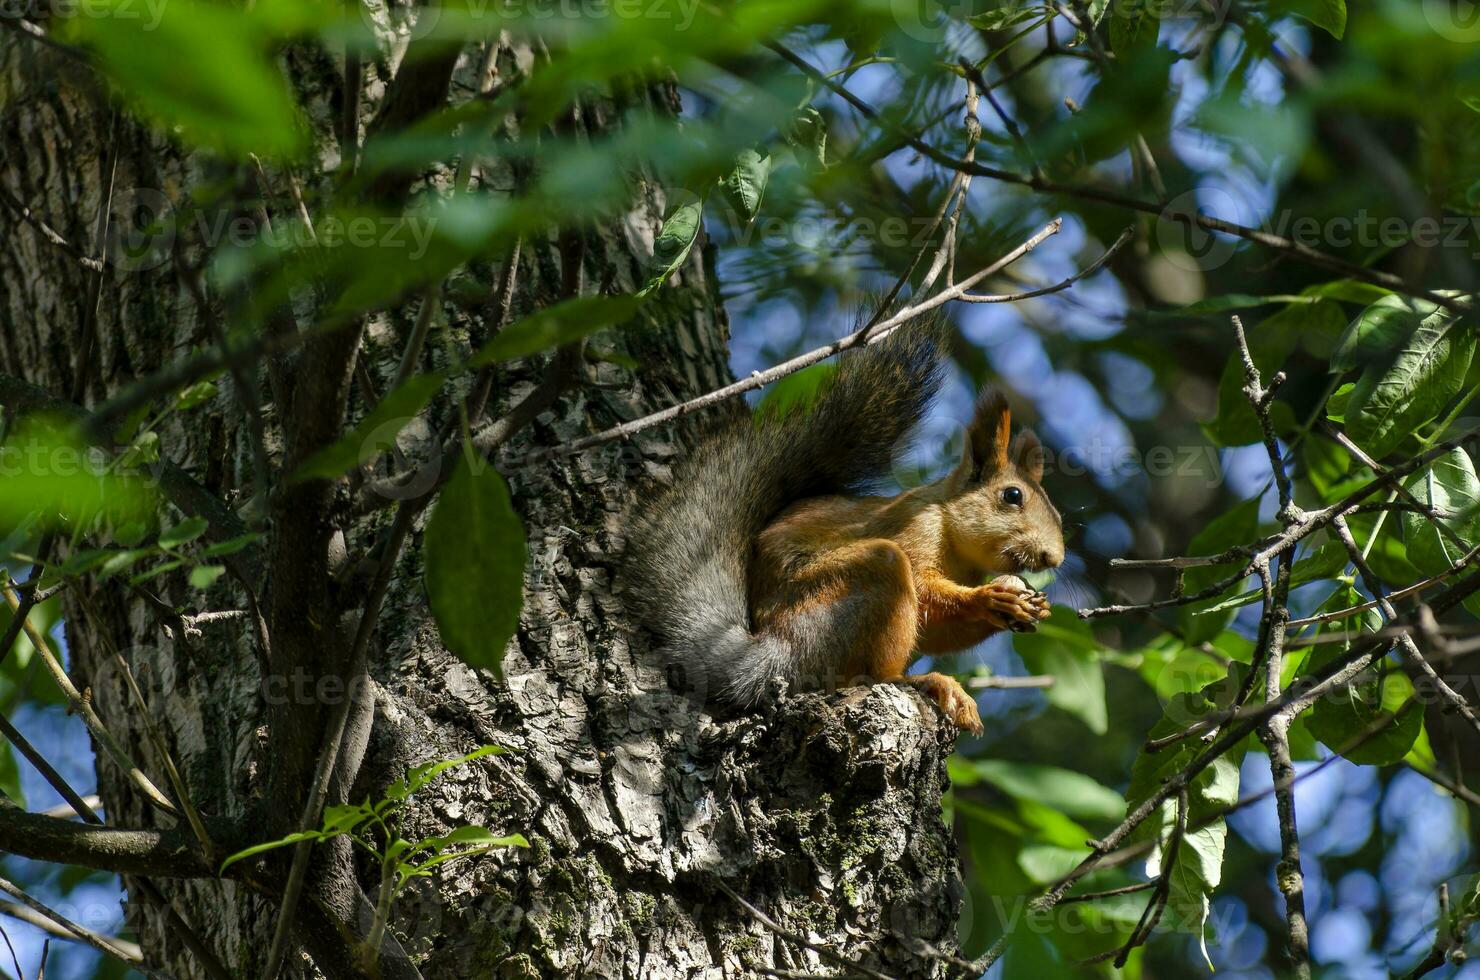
[903,672,984,736]
[974,576,1052,631]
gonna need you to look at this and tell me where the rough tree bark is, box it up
[0,19,962,980]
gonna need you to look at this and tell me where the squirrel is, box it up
[624,317,1065,735]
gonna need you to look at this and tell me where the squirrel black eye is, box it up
[1002,486,1024,507]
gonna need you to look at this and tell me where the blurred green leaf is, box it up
[1303,434,1353,498]
[963,759,1125,821]
[158,517,209,549]
[1015,608,1107,734]
[175,380,219,411]
[721,148,772,223]
[1303,587,1422,765]
[189,564,226,589]
[1108,2,1159,55]
[64,0,308,158]
[785,107,827,169]
[291,373,447,483]
[756,362,838,422]
[1271,0,1347,39]
[0,418,156,532]
[469,297,641,367]
[1178,495,1261,643]
[0,741,22,808]
[1326,382,1354,423]
[968,3,1043,31]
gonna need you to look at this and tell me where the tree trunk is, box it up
[0,25,962,980]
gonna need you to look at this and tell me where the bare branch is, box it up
[0,876,166,979]
[1331,516,1480,738]
[506,220,1142,471]
[0,900,142,963]
[763,39,1472,315]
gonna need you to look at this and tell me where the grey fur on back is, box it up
[624,316,946,708]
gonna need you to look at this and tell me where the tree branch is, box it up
[764,40,1472,316]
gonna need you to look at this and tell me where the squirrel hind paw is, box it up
[901,673,983,736]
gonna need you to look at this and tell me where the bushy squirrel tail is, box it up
[624,315,946,707]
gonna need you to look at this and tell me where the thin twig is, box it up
[509,221,1140,470]
[0,577,178,816]
[763,39,1472,316]
[966,674,1055,690]
[0,877,163,979]
[1331,516,1480,738]
[0,900,143,963]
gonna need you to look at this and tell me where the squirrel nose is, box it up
[1038,549,1060,569]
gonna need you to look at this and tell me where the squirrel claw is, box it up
[976,577,1049,627]
[902,672,983,736]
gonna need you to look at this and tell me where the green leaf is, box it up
[1014,608,1107,734]
[1303,587,1422,765]
[1303,435,1352,498]
[219,829,327,875]
[200,533,265,558]
[1178,495,1262,643]
[63,0,308,158]
[1326,382,1354,423]
[721,148,772,223]
[386,745,508,802]
[175,380,219,411]
[1125,673,1244,955]
[0,419,156,531]
[1401,448,1480,576]
[1108,1,1159,54]
[755,363,837,422]
[968,4,1043,31]
[0,742,23,809]
[292,372,446,483]
[1308,665,1422,766]
[158,517,209,549]
[1332,295,1417,373]
[1203,301,1337,445]
[321,803,372,835]
[638,196,704,296]
[1342,297,1474,458]
[785,107,827,168]
[468,296,640,367]
[425,457,526,677]
[1172,293,1304,315]
[1271,0,1346,38]
[963,760,1125,821]
[1018,844,1088,884]
[1196,542,1348,615]
[117,430,160,468]
[188,564,226,589]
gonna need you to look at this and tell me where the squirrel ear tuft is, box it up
[1012,429,1045,482]
[966,388,1012,478]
